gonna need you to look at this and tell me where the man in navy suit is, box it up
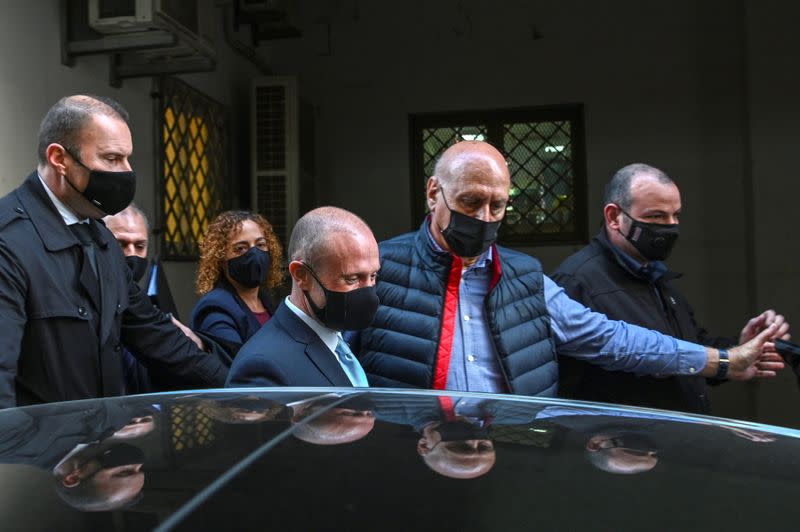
[226,207,380,388]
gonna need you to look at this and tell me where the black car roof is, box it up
[1,388,799,531]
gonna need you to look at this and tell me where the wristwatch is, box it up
[716,348,730,380]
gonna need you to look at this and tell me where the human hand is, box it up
[171,316,205,351]
[727,323,781,381]
[739,309,790,345]
[754,351,785,376]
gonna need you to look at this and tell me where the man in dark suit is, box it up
[226,207,380,387]
[0,95,229,408]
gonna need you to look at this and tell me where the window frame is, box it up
[408,104,588,246]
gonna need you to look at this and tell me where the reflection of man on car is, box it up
[197,395,288,424]
[584,430,659,475]
[536,404,775,476]
[288,395,376,445]
[0,401,156,511]
[373,394,550,479]
[53,430,149,511]
[416,414,496,479]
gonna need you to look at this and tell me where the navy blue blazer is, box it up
[225,303,353,388]
[191,280,274,358]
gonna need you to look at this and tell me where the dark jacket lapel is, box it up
[273,303,352,387]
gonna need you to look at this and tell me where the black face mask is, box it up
[438,188,501,258]
[64,148,136,216]
[302,263,379,331]
[435,420,490,441]
[619,209,680,261]
[124,255,148,283]
[98,443,145,469]
[227,247,271,288]
[592,431,658,457]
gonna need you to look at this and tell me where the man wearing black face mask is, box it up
[351,142,785,397]
[226,207,380,387]
[104,204,204,393]
[551,163,790,413]
[0,95,230,408]
[104,204,151,283]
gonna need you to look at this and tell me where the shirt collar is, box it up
[37,172,88,226]
[612,244,668,282]
[284,296,341,354]
[424,217,493,269]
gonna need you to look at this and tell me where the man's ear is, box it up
[603,203,624,230]
[46,143,69,176]
[417,438,431,457]
[426,177,440,212]
[62,470,82,488]
[288,261,311,290]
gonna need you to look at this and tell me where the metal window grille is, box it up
[170,404,216,452]
[410,105,587,245]
[253,84,289,242]
[157,77,228,259]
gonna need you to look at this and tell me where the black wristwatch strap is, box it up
[716,348,730,380]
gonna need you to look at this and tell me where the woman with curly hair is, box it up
[191,210,284,358]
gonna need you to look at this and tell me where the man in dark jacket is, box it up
[551,163,789,413]
[104,204,203,393]
[0,94,230,408]
[352,142,784,397]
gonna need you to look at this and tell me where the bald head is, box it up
[288,206,374,269]
[104,204,149,258]
[287,207,381,328]
[292,407,376,445]
[426,141,510,263]
[433,141,510,187]
[417,423,496,479]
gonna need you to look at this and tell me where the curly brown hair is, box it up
[196,210,285,295]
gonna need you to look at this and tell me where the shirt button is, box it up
[467,355,475,362]
[114,345,122,353]
[77,306,87,317]
[463,315,470,321]
[689,367,696,373]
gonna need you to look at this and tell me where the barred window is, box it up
[157,77,229,260]
[410,105,587,245]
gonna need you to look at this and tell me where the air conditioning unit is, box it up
[251,77,300,246]
[88,0,198,35]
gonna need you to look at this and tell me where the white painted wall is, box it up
[0,0,263,320]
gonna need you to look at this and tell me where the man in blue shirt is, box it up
[552,163,790,413]
[354,141,784,397]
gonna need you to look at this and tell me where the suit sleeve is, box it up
[122,275,231,389]
[192,299,246,356]
[226,354,288,388]
[0,239,28,408]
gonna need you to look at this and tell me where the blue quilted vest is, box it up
[358,222,559,397]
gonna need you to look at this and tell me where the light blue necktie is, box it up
[335,339,369,387]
